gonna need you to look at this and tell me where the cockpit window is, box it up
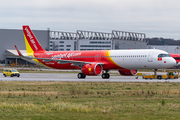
[158,54,171,58]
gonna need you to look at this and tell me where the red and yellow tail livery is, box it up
[23,26,45,53]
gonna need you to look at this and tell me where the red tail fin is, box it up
[23,25,45,53]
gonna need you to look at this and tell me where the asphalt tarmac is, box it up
[0,73,180,82]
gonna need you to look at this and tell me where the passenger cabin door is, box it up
[95,54,101,61]
[148,51,154,62]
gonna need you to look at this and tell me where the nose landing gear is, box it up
[153,69,157,75]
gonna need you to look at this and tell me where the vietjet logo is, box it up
[158,58,162,61]
[25,27,38,50]
[88,68,92,72]
[52,52,82,59]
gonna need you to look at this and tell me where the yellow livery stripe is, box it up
[24,34,34,53]
[107,50,122,68]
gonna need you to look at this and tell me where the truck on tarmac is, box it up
[142,71,178,80]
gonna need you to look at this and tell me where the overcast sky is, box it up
[0,0,180,39]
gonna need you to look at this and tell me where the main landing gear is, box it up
[77,71,110,79]
[101,71,110,79]
[77,73,86,79]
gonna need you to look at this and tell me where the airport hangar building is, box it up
[0,28,147,66]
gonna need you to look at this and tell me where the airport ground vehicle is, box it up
[142,71,178,80]
[3,69,20,77]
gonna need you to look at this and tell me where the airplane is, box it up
[13,25,176,79]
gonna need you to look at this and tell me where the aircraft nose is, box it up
[170,58,177,67]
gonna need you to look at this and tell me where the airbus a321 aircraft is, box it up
[14,25,176,79]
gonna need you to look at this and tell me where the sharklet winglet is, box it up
[14,45,22,56]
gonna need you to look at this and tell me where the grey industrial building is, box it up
[49,30,147,50]
[148,45,180,54]
[0,27,147,66]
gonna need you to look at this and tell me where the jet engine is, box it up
[118,69,137,76]
[82,63,102,75]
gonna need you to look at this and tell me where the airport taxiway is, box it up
[0,73,180,82]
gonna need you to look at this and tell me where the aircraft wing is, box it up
[5,53,104,67]
[4,53,26,59]
[32,57,94,66]
[7,45,104,67]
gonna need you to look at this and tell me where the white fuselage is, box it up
[110,49,176,69]
[22,49,176,70]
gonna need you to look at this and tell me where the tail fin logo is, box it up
[25,27,38,51]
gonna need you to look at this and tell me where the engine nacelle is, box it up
[118,69,137,76]
[82,63,102,76]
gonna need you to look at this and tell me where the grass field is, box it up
[0,81,180,120]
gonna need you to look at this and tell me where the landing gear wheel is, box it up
[157,75,162,80]
[106,73,110,79]
[102,73,110,79]
[11,74,13,77]
[77,73,86,79]
[3,74,6,77]
[17,74,20,77]
[102,73,106,79]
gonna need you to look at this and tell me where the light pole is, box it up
[177,47,179,54]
